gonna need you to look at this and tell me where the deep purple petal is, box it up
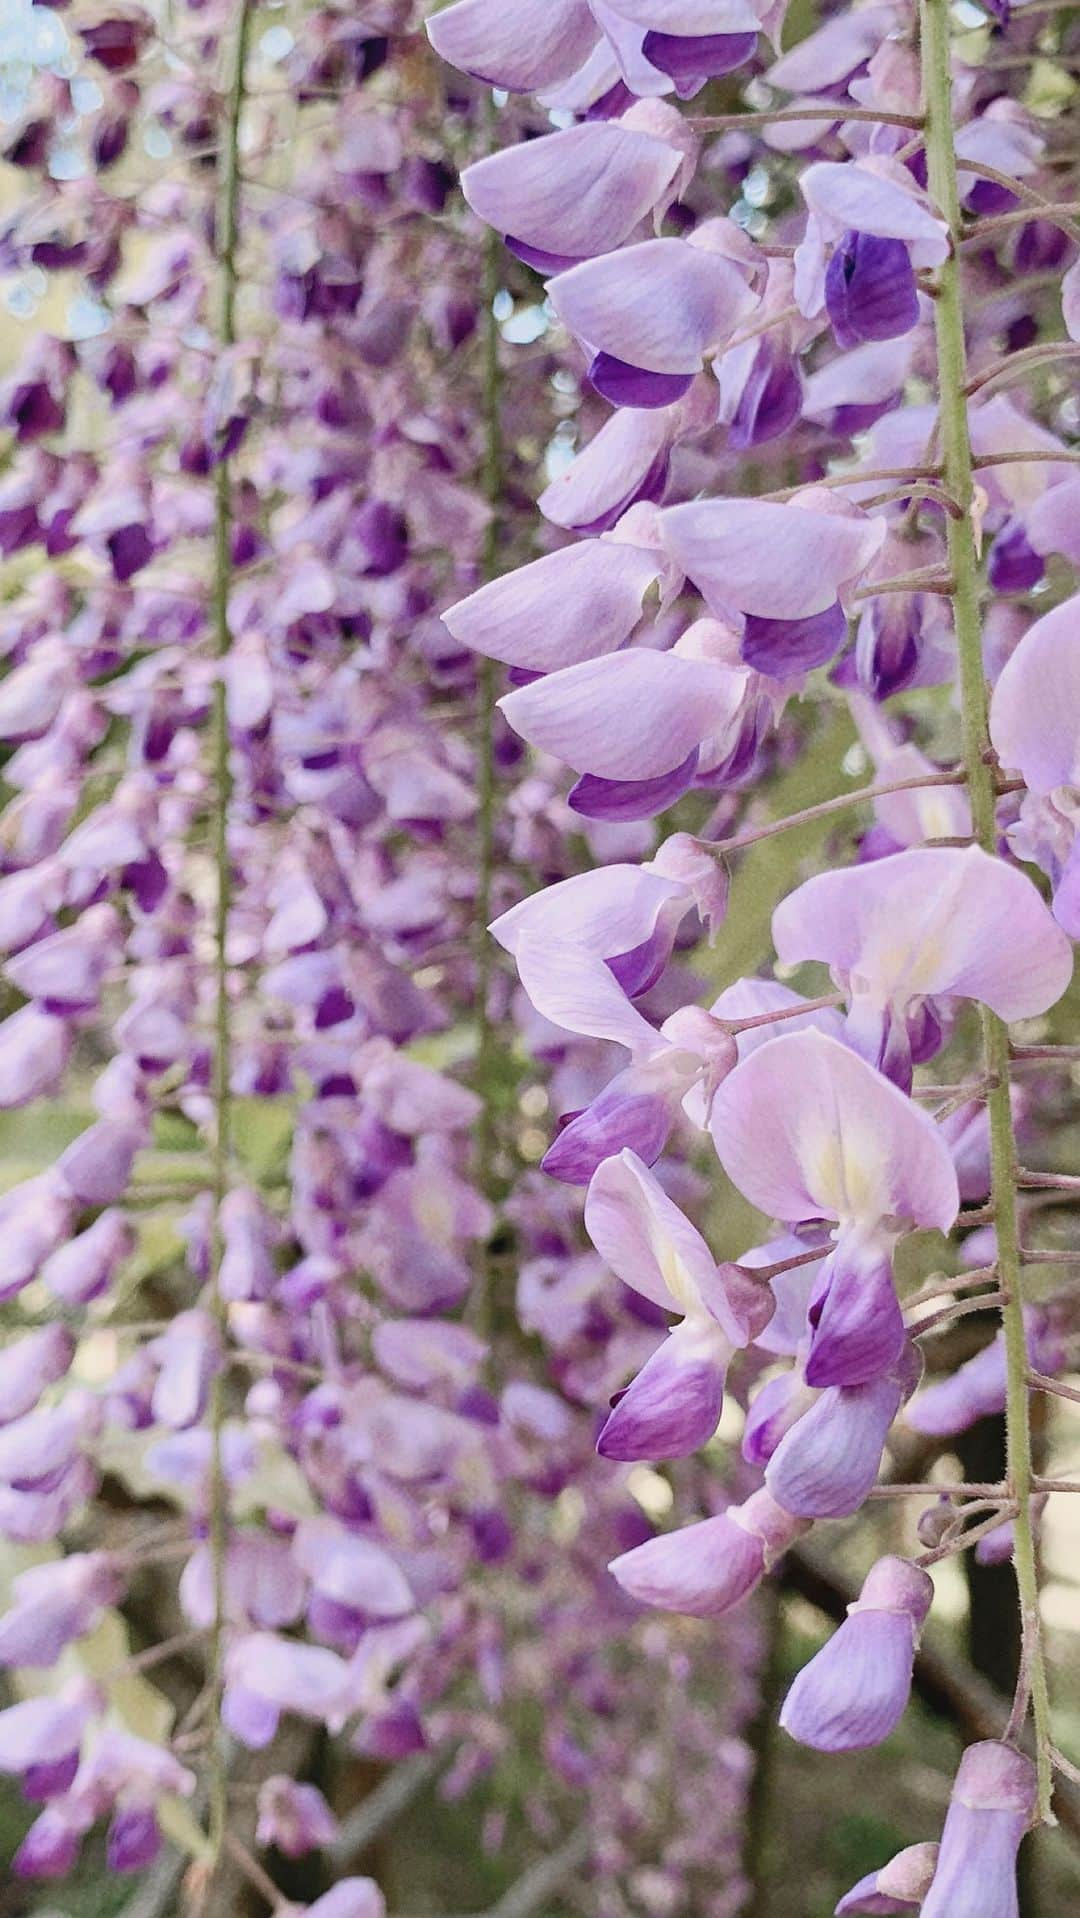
[741,600,847,676]
[642,29,758,95]
[825,232,919,349]
[569,747,700,821]
[588,353,695,410]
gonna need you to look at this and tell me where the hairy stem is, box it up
[206,0,254,1861]
[469,101,505,1336]
[921,0,1054,1822]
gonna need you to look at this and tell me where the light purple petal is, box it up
[498,649,746,779]
[441,539,659,673]
[801,161,949,265]
[836,1843,940,1915]
[515,936,663,1055]
[773,845,1073,1023]
[548,237,755,374]
[989,593,1080,794]
[598,1320,728,1459]
[609,1509,765,1616]
[766,6,894,91]
[426,0,599,90]
[605,0,762,27]
[585,1147,748,1336]
[921,1744,1036,1918]
[539,406,675,533]
[1064,255,1080,342]
[709,1029,959,1230]
[766,1366,905,1518]
[462,122,680,257]
[492,863,690,963]
[781,1608,918,1751]
[660,495,885,620]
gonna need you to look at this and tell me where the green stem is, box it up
[205,0,254,1862]
[470,101,505,1330]
[921,0,1054,1823]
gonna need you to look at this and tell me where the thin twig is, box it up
[205,0,255,1866]
[715,769,967,857]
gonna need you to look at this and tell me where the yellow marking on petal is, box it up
[801,1124,885,1222]
[652,1230,702,1318]
[414,1186,455,1244]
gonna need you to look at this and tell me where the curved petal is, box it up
[709,1029,959,1230]
[462,122,680,258]
[548,238,755,374]
[606,0,762,28]
[801,161,949,264]
[773,845,1073,1022]
[515,937,663,1056]
[766,7,894,91]
[426,0,599,90]
[780,1608,917,1751]
[835,1843,940,1915]
[597,1320,728,1460]
[539,407,675,533]
[989,593,1080,794]
[585,1147,748,1335]
[569,749,699,820]
[608,1509,765,1616]
[499,650,745,779]
[766,1368,905,1517]
[491,862,689,960]
[440,540,659,673]
[660,495,885,620]
[805,1226,905,1388]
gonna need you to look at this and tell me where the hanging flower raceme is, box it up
[583,1148,773,1458]
[772,845,1073,1088]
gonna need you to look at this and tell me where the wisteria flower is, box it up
[584,1148,772,1457]
[773,846,1073,1086]
[660,494,885,675]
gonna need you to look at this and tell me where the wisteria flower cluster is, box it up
[429,0,1080,1907]
[0,0,1078,1910]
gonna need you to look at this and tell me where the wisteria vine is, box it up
[0,0,1078,1912]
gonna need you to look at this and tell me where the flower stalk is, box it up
[206,0,255,1862]
[921,0,1055,1823]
